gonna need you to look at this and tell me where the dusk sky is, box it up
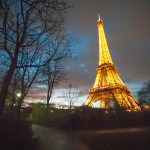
[26,0,150,105]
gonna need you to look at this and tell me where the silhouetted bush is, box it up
[31,104,150,131]
[0,116,37,150]
[31,103,47,124]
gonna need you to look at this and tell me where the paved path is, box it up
[32,125,150,150]
[32,124,90,150]
[73,127,150,135]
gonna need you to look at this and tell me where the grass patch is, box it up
[78,130,150,150]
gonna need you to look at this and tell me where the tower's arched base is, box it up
[84,84,141,111]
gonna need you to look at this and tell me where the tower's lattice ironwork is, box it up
[84,15,140,111]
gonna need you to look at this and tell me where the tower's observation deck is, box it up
[84,14,140,111]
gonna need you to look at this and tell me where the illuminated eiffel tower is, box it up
[84,14,141,111]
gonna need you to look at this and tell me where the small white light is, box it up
[17,93,21,98]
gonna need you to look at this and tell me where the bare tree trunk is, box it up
[17,98,22,119]
[46,76,55,121]
[0,58,18,115]
[69,102,72,114]
[8,97,16,114]
[16,92,25,119]
[46,85,51,121]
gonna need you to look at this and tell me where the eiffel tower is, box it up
[84,14,141,111]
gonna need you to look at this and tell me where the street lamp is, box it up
[16,92,21,98]
[16,91,22,119]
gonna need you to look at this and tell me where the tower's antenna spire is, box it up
[98,13,101,21]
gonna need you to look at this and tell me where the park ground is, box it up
[32,124,150,150]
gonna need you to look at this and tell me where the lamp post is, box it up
[16,91,22,119]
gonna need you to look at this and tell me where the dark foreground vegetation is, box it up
[0,116,38,150]
[78,130,150,150]
[1,101,150,150]
[31,103,150,131]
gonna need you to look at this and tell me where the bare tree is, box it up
[64,83,80,112]
[43,61,65,120]
[7,65,41,118]
[0,0,69,115]
[42,34,71,119]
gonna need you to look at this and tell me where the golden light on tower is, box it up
[84,14,141,111]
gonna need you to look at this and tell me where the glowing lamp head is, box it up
[17,92,21,98]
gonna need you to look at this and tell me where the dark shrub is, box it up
[0,117,37,150]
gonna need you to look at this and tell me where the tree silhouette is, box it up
[0,0,69,115]
[137,80,150,107]
[64,83,80,112]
